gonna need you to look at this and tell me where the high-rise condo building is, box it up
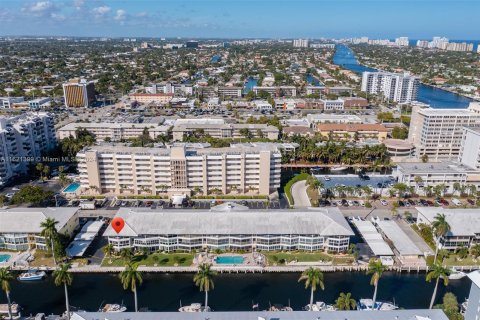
[361,72,419,103]
[395,37,409,46]
[77,144,282,196]
[63,78,95,108]
[408,102,480,160]
[293,39,309,48]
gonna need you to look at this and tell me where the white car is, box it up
[359,200,365,207]
[380,199,388,206]
[452,198,462,206]
[347,200,355,206]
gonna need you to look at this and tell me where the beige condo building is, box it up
[77,144,282,196]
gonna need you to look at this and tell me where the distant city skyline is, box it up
[0,0,479,39]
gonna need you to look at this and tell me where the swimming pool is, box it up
[0,254,11,263]
[63,182,81,193]
[216,256,244,264]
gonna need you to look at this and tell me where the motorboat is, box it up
[304,301,337,311]
[100,304,127,312]
[448,268,467,280]
[269,304,293,311]
[460,299,468,314]
[17,269,47,281]
[330,166,348,172]
[0,303,21,319]
[178,303,210,312]
[357,299,398,311]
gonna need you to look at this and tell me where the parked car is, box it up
[468,199,475,205]
[380,199,388,206]
[452,198,462,206]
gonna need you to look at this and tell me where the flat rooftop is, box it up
[396,161,476,174]
[416,207,480,237]
[104,204,354,237]
[351,219,394,256]
[70,310,449,320]
[377,220,423,256]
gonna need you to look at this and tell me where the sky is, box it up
[0,0,479,39]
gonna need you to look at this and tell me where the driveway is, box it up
[291,180,311,208]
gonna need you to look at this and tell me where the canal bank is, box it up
[1,271,471,315]
[333,44,474,108]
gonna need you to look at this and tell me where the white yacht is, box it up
[178,303,210,312]
[448,268,467,280]
[100,304,127,312]
[357,298,398,311]
[17,269,47,281]
[304,301,337,311]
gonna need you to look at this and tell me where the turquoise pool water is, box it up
[0,254,11,263]
[63,182,81,193]
[216,256,244,264]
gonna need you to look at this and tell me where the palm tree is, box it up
[0,268,14,320]
[426,263,450,309]
[193,263,215,311]
[335,292,356,310]
[40,217,59,265]
[367,259,387,307]
[53,263,73,320]
[298,267,325,310]
[119,262,143,312]
[103,244,115,263]
[432,214,451,263]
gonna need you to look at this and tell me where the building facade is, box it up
[253,86,297,97]
[408,103,480,160]
[58,122,171,141]
[129,93,174,104]
[315,124,388,142]
[0,113,57,186]
[63,79,95,108]
[77,144,282,196]
[0,207,79,251]
[172,123,279,141]
[105,204,354,253]
[361,72,419,103]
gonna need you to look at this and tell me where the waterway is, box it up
[333,44,473,108]
[243,77,258,93]
[2,272,471,315]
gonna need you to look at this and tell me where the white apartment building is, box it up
[0,113,57,186]
[361,72,419,103]
[293,39,309,48]
[28,97,51,109]
[0,207,79,251]
[253,86,297,97]
[395,37,409,46]
[57,122,171,141]
[0,97,24,108]
[321,99,344,111]
[408,103,480,160]
[146,83,194,96]
[306,114,362,125]
[218,87,243,98]
[104,204,354,253]
[459,127,480,170]
[172,123,279,141]
[129,93,173,104]
[77,144,282,196]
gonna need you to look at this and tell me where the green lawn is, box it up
[263,251,354,265]
[101,253,194,267]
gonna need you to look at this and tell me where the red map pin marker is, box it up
[111,217,125,234]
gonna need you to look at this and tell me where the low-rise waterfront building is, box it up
[129,93,174,105]
[253,86,297,97]
[0,207,79,251]
[218,86,243,98]
[77,144,281,196]
[315,123,388,142]
[306,114,362,125]
[172,123,279,141]
[416,207,480,251]
[104,204,354,252]
[58,122,171,141]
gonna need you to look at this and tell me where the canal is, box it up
[333,44,473,108]
[3,272,472,315]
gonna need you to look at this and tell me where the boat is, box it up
[269,304,293,312]
[17,269,47,281]
[100,304,127,312]
[460,299,468,315]
[178,303,210,312]
[304,301,337,311]
[357,299,398,311]
[449,268,467,280]
[0,303,21,319]
[330,166,348,172]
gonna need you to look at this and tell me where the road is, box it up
[291,180,311,208]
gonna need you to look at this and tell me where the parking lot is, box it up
[315,174,395,190]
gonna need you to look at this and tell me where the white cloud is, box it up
[92,5,111,18]
[114,9,127,21]
[50,12,66,21]
[73,0,85,10]
[22,1,55,15]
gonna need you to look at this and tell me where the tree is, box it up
[11,185,54,206]
[0,268,14,320]
[40,217,59,265]
[103,244,115,262]
[421,154,429,163]
[193,263,215,311]
[119,262,143,312]
[426,263,450,309]
[298,267,325,310]
[432,214,451,263]
[335,292,356,310]
[53,263,73,320]
[470,244,480,259]
[239,128,251,139]
[367,259,387,307]
[120,248,133,261]
[456,246,469,260]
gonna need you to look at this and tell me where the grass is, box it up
[101,252,194,267]
[284,173,310,205]
[426,254,480,267]
[263,251,354,266]
[30,250,56,267]
[306,186,319,207]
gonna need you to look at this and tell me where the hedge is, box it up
[284,172,310,206]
